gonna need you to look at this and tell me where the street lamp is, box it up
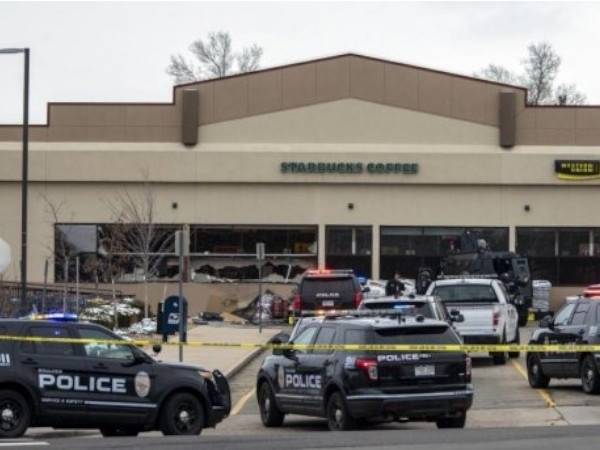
[0,48,30,304]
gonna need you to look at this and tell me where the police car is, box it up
[256,312,473,430]
[527,297,600,394]
[0,316,230,438]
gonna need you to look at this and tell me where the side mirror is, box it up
[152,343,163,355]
[539,315,553,329]
[270,333,290,356]
[451,313,465,323]
[449,309,465,323]
[283,347,297,360]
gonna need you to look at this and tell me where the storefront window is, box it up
[189,226,318,282]
[516,228,600,285]
[380,227,509,280]
[55,223,180,283]
[325,226,372,278]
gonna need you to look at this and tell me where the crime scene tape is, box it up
[1,334,600,353]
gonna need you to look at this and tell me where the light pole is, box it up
[0,48,30,304]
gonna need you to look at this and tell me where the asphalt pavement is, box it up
[9,425,600,449]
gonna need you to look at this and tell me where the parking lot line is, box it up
[0,443,49,447]
[231,387,256,416]
[511,360,557,408]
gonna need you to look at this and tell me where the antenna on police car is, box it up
[0,238,11,275]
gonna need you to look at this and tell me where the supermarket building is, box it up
[2,53,600,311]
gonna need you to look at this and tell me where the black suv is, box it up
[527,297,600,394]
[0,319,230,438]
[292,270,362,318]
[256,314,473,430]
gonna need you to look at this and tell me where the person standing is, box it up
[386,271,406,298]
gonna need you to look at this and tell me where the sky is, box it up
[1,1,599,124]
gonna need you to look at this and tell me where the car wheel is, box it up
[527,354,550,388]
[581,355,600,394]
[491,332,508,365]
[258,383,284,427]
[436,410,466,429]
[100,427,139,437]
[0,390,31,439]
[326,392,356,431]
[160,392,204,436]
[509,328,520,359]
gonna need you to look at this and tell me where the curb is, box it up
[224,346,265,380]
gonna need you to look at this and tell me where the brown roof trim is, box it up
[1,52,599,128]
[173,52,529,92]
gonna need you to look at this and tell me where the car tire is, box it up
[527,354,550,389]
[491,332,508,365]
[159,392,205,436]
[258,382,284,427]
[436,410,466,429]
[581,355,600,395]
[326,391,356,431]
[509,328,520,359]
[100,427,139,437]
[0,390,31,438]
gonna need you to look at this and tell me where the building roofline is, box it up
[1,52,599,129]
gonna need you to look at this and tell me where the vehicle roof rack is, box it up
[438,274,498,280]
[299,307,421,320]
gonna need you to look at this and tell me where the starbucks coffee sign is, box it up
[280,161,419,175]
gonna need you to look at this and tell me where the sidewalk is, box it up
[152,323,282,377]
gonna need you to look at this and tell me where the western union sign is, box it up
[555,160,600,180]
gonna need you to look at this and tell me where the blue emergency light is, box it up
[44,313,78,322]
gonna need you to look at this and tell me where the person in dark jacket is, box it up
[386,271,406,298]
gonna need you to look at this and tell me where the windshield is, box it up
[433,285,498,303]
[345,326,460,345]
[361,301,435,318]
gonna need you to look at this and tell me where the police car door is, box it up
[20,323,88,419]
[539,302,576,376]
[557,301,591,377]
[302,325,337,413]
[277,325,319,413]
[75,326,155,420]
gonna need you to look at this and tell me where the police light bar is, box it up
[42,313,78,322]
[299,308,421,319]
[439,274,498,280]
[305,269,354,276]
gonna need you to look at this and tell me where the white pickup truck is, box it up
[426,278,520,365]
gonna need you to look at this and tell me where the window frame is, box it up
[312,326,337,354]
[75,326,137,362]
[20,325,78,357]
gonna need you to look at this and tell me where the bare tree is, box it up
[475,64,519,85]
[555,83,587,106]
[476,41,586,106]
[41,194,72,308]
[167,31,264,83]
[523,42,561,105]
[107,180,174,318]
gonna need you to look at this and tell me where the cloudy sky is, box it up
[1,1,599,124]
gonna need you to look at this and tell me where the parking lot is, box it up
[6,325,598,449]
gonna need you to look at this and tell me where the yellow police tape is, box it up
[0,334,599,353]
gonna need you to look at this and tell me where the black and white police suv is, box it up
[256,313,473,431]
[527,297,600,394]
[0,317,230,438]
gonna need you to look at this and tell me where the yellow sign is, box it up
[555,160,600,180]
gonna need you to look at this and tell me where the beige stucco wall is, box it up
[1,99,599,307]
